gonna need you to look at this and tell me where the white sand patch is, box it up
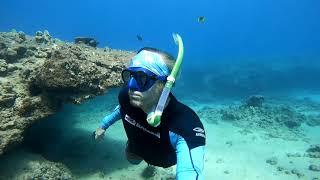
[203,120,320,180]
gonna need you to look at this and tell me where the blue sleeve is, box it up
[100,105,122,130]
[169,131,205,180]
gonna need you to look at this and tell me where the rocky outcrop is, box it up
[0,30,134,155]
[74,37,99,47]
[244,95,265,107]
[30,39,131,103]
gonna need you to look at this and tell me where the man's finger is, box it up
[93,131,98,140]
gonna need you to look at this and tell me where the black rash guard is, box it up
[118,87,206,168]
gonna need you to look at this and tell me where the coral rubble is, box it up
[197,96,318,140]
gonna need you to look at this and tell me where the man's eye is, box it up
[140,76,147,84]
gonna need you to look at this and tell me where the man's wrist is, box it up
[100,125,107,130]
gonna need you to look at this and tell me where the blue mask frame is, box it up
[122,67,167,92]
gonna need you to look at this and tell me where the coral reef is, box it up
[306,114,320,127]
[0,150,73,180]
[276,166,305,178]
[197,106,220,125]
[20,161,73,180]
[197,96,317,140]
[306,144,320,158]
[244,95,265,107]
[222,103,305,130]
[35,30,52,44]
[0,30,133,155]
[309,164,320,172]
[74,37,99,47]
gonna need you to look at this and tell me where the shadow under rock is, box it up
[22,114,130,177]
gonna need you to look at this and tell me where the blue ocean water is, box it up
[1,0,320,60]
[2,0,320,95]
[1,0,320,179]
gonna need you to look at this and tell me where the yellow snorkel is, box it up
[147,33,184,127]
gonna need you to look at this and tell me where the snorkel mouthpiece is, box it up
[147,33,184,127]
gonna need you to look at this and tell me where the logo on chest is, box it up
[125,114,161,139]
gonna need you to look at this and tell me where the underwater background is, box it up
[0,0,320,179]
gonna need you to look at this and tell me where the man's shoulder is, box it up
[167,97,204,133]
[168,97,200,122]
[167,98,206,148]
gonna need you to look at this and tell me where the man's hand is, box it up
[95,127,106,140]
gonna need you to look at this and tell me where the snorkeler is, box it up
[94,34,206,180]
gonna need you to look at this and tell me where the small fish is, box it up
[198,16,205,23]
[136,34,143,41]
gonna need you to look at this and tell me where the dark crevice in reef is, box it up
[20,105,131,177]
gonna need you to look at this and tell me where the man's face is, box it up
[128,81,163,109]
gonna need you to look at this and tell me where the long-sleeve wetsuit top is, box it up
[100,87,206,180]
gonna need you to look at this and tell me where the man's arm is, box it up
[100,105,122,129]
[169,131,205,180]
